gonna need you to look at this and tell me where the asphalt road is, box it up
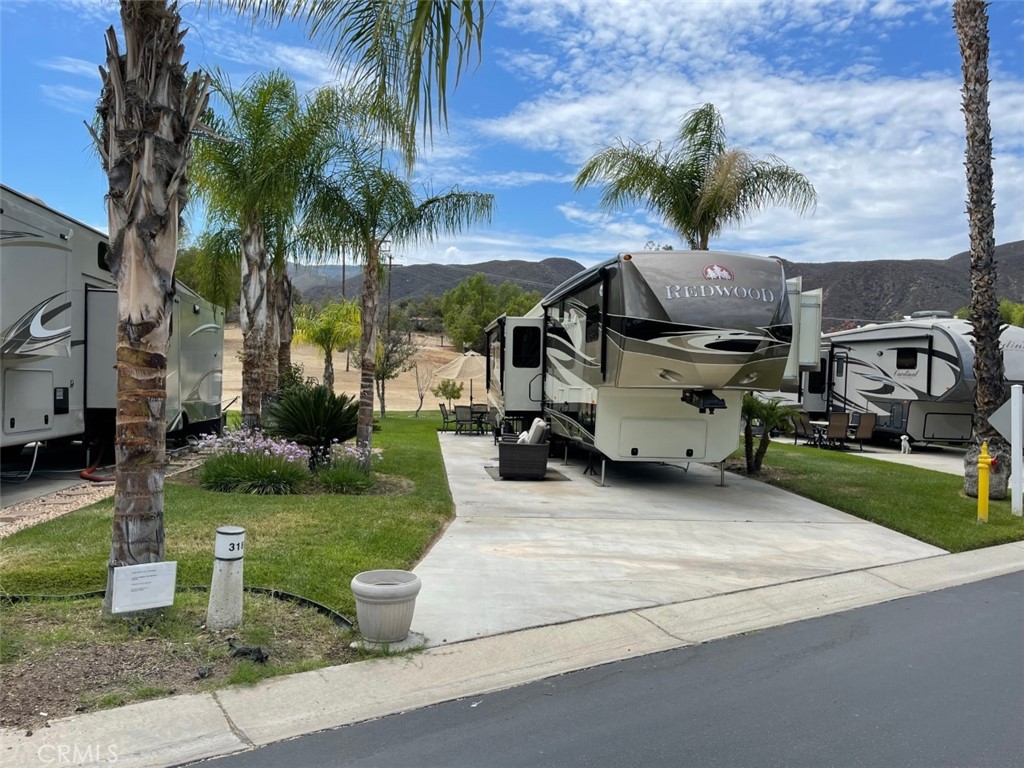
[200,572,1024,768]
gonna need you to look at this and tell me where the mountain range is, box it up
[293,241,1023,327]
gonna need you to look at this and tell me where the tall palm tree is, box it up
[575,103,818,250]
[305,139,493,463]
[90,0,209,613]
[227,0,486,143]
[954,0,1009,498]
[191,70,335,427]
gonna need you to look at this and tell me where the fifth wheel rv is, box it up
[486,251,822,465]
[0,184,224,460]
[799,317,1024,443]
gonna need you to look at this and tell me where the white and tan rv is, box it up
[486,250,822,465]
[800,316,1024,443]
[0,184,224,461]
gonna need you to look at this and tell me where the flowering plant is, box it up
[197,428,311,466]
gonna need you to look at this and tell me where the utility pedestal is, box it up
[206,526,245,630]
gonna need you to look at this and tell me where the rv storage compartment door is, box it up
[86,290,117,410]
[618,418,708,460]
[3,370,54,434]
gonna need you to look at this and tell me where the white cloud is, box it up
[39,56,100,78]
[40,84,96,114]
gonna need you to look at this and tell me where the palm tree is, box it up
[305,139,493,464]
[191,70,337,427]
[293,301,361,390]
[954,0,1009,498]
[575,103,817,250]
[227,0,486,142]
[90,1,209,613]
[741,394,797,474]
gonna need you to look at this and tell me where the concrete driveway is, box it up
[411,434,944,646]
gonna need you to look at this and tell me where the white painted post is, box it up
[1012,385,1022,517]
[206,526,245,630]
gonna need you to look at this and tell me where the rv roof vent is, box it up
[909,310,953,319]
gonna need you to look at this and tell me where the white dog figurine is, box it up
[900,435,912,454]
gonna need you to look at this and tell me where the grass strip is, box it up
[753,442,1024,552]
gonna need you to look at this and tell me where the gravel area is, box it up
[0,457,201,540]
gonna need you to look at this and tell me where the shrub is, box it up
[199,452,309,494]
[196,428,311,494]
[316,442,383,494]
[316,459,375,494]
[264,386,359,468]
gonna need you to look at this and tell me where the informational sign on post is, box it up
[111,561,177,613]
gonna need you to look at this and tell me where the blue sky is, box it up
[2,0,1022,272]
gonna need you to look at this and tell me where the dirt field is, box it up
[221,323,468,413]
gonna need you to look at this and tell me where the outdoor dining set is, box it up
[790,410,876,450]
[438,403,492,435]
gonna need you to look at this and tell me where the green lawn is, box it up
[0,414,452,617]
[4,422,1023,616]
[752,442,1024,552]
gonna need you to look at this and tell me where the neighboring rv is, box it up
[485,251,822,465]
[0,184,224,460]
[798,317,1024,443]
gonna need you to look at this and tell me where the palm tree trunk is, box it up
[954,0,1009,497]
[276,271,294,379]
[324,347,335,390]
[240,220,269,428]
[357,241,380,466]
[95,0,208,614]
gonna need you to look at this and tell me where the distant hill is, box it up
[782,240,1024,328]
[293,241,1024,327]
[298,257,585,306]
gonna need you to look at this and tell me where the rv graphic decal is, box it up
[0,229,43,241]
[702,264,734,280]
[1,292,72,358]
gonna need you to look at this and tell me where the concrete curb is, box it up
[4,541,1021,768]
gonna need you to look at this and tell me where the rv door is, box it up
[501,317,544,415]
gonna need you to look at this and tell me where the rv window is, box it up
[98,242,111,272]
[585,305,600,343]
[896,348,917,370]
[835,358,845,377]
[512,326,541,368]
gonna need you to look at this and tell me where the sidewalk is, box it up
[2,437,1021,768]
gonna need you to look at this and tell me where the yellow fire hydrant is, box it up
[977,441,992,523]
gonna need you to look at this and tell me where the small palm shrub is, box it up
[196,429,311,494]
[264,386,359,468]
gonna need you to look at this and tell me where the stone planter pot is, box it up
[351,570,422,644]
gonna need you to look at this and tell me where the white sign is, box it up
[989,398,1022,443]
[111,561,177,613]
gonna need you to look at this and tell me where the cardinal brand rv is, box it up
[0,184,224,460]
[798,317,1024,443]
[486,251,822,465]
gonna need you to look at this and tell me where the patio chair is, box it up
[790,411,815,445]
[438,403,457,432]
[848,411,876,451]
[497,418,550,479]
[453,405,480,435]
[825,411,851,449]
